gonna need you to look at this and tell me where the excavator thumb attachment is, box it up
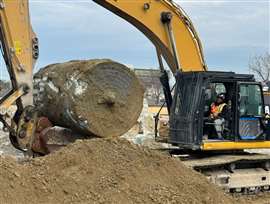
[14,106,82,156]
[15,106,39,155]
[32,126,86,155]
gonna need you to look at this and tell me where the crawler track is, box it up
[171,151,270,194]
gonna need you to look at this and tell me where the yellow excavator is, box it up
[0,0,270,193]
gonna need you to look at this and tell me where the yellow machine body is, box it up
[202,141,270,151]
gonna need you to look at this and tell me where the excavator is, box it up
[0,0,270,193]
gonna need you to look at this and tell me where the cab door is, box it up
[169,73,204,148]
[238,83,265,140]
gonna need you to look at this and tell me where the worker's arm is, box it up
[94,0,207,73]
[218,105,229,119]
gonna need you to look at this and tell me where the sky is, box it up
[25,0,270,75]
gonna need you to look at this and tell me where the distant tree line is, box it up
[249,52,270,87]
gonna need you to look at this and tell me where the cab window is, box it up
[239,84,263,117]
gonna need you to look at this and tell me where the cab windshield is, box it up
[239,84,263,117]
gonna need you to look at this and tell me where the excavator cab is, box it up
[169,71,270,151]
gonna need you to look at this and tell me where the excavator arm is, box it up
[0,0,38,151]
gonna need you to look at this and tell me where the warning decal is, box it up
[14,41,22,55]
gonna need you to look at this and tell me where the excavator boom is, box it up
[94,0,207,73]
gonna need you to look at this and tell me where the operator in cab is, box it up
[209,93,228,139]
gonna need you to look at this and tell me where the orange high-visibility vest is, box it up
[211,103,226,114]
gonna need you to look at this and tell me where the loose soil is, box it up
[236,193,270,204]
[0,138,236,204]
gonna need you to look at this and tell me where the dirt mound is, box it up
[0,139,235,204]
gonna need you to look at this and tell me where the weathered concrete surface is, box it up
[34,59,144,138]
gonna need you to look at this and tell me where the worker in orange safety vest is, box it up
[209,93,228,139]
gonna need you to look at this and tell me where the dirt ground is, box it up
[248,193,270,204]
[0,138,238,204]
[0,123,269,204]
[235,193,270,204]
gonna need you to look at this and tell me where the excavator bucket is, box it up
[30,116,91,155]
[32,124,85,155]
